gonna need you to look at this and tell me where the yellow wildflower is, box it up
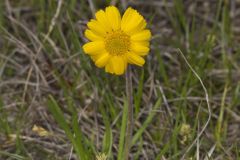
[32,125,50,137]
[96,153,107,160]
[179,123,191,145]
[83,6,151,75]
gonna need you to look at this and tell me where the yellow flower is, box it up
[96,153,107,160]
[83,6,151,75]
[32,125,51,137]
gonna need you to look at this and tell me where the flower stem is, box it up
[124,66,134,160]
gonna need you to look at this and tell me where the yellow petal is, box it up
[95,52,110,68]
[91,51,109,62]
[126,52,145,66]
[122,55,128,70]
[105,6,121,31]
[95,10,112,32]
[121,8,133,30]
[105,56,126,75]
[131,30,151,41]
[136,41,150,47]
[112,56,125,75]
[131,42,150,55]
[84,29,103,41]
[105,58,114,74]
[91,53,102,61]
[129,19,146,35]
[87,19,107,36]
[121,8,147,35]
[83,41,105,55]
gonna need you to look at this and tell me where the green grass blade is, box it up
[0,97,11,135]
[47,95,85,160]
[117,98,128,160]
[100,105,113,157]
[131,98,162,145]
[102,126,113,157]
[47,95,73,140]
[72,109,89,160]
[133,137,143,160]
[0,150,26,160]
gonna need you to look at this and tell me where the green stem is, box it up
[124,66,134,160]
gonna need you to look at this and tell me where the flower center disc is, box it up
[105,30,130,56]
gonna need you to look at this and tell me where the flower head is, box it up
[83,6,151,75]
[96,153,107,160]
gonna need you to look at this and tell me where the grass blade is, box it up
[47,95,87,160]
[117,98,128,160]
[131,98,162,145]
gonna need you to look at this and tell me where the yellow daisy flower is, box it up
[83,6,151,75]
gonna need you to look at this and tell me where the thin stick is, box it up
[178,49,211,160]
[124,66,134,160]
